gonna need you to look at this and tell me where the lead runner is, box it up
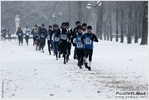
[81,26,98,71]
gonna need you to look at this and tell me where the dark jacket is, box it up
[16,30,23,40]
[39,28,47,39]
[47,29,53,40]
[39,28,47,44]
[2,29,6,35]
[51,28,60,41]
[16,30,23,37]
[61,28,68,43]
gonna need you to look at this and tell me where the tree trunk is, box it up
[134,11,138,43]
[110,3,112,41]
[127,3,132,44]
[99,2,103,40]
[103,21,106,40]
[116,1,119,42]
[120,8,124,43]
[140,1,148,45]
[78,1,82,22]
[107,26,110,40]
[69,1,70,24]
[96,9,100,38]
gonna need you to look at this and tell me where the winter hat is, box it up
[62,22,66,26]
[49,25,52,28]
[87,26,92,29]
[77,25,82,30]
[66,22,69,26]
[82,23,87,26]
[53,24,58,28]
[76,21,80,25]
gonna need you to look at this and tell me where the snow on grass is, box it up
[0,38,148,100]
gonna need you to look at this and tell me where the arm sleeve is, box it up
[45,29,47,37]
[50,31,53,40]
[81,34,85,44]
[31,29,34,35]
[93,34,98,42]
[58,29,61,37]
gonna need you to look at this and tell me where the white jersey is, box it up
[25,28,31,36]
[8,30,12,34]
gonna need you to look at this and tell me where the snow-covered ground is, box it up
[0,38,148,100]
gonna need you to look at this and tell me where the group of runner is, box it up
[16,21,98,71]
[16,26,31,45]
[1,28,12,41]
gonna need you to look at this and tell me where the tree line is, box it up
[70,1,148,45]
[1,1,148,45]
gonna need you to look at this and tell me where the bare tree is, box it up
[109,2,112,41]
[134,11,138,43]
[140,1,148,45]
[127,2,133,44]
[116,1,119,42]
[96,3,103,39]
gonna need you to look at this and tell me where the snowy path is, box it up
[1,39,148,99]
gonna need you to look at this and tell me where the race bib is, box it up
[55,37,59,41]
[26,33,29,36]
[62,34,67,40]
[85,38,91,44]
[19,33,22,36]
[78,37,81,41]
[77,42,83,48]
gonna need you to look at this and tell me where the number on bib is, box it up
[55,37,59,41]
[62,35,67,40]
[19,33,22,36]
[77,42,83,48]
[41,34,45,38]
[26,33,29,36]
[86,38,91,44]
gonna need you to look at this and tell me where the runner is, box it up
[2,28,6,41]
[82,23,87,34]
[38,24,47,53]
[16,28,24,46]
[81,26,98,71]
[51,24,60,59]
[73,26,84,69]
[47,25,53,55]
[60,22,69,64]
[31,25,38,46]
[72,21,81,60]
[66,22,73,61]
[7,29,12,41]
[24,26,31,45]
[35,25,40,50]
